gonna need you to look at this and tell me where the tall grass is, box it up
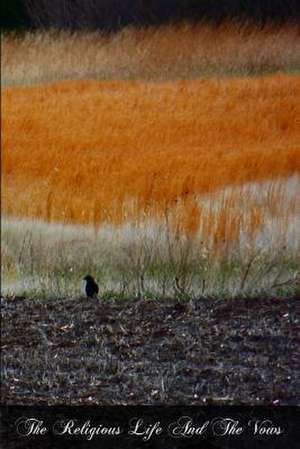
[3,74,300,229]
[2,29,299,299]
[2,22,300,86]
[2,177,299,299]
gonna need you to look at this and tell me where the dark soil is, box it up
[1,295,299,405]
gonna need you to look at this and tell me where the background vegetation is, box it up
[3,74,299,227]
[2,9,299,300]
[2,74,299,298]
[2,23,300,87]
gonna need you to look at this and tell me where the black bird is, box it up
[83,275,99,298]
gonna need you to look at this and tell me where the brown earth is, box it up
[1,295,299,405]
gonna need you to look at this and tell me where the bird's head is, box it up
[83,275,94,282]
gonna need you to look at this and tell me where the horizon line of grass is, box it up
[2,21,300,86]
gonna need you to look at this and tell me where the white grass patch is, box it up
[196,174,300,252]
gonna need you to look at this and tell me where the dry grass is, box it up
[2,74,300,236]
[2,176,299,299]
[2,22,300,86]
[2,31,299,298]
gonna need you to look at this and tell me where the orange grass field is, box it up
[2,74,300,239]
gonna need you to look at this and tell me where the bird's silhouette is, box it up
[83,275,99,298]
